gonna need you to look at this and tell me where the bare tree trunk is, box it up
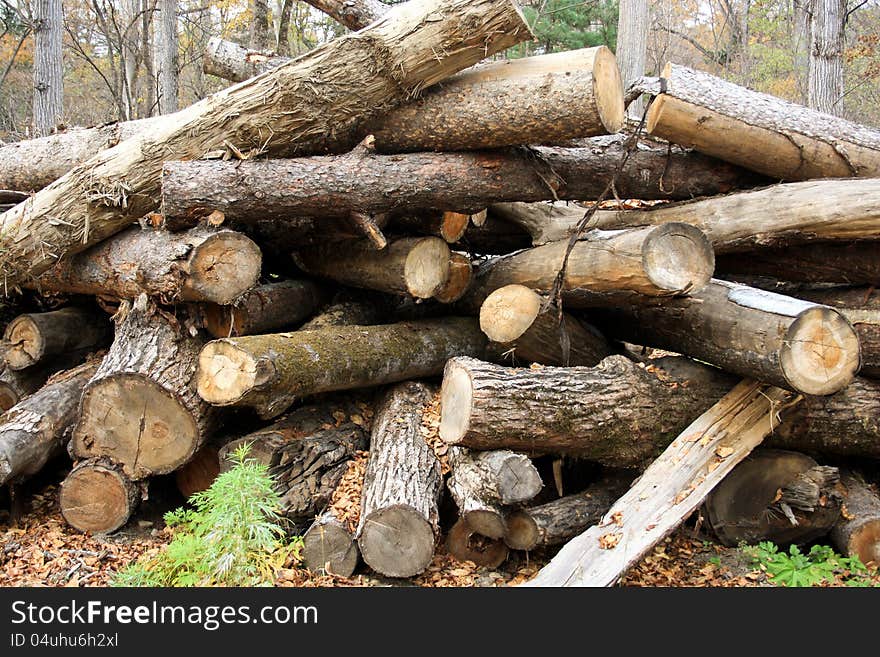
[250,0,270,50]
[808,0,845,116]
[154,0,179,114]
[617,0,649,117]
[793,0,812,104]
[32,0,64,136]
[122,0,141,121]
[276,0,294,56]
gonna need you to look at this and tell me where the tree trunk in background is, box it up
[250,0,270,50]
[808,0,845,116]
[276,0,294,56]
[32,0,63,136]
[122,0,141,121]
[792,0,812,104]
[154,0,179,114]
[616,0,649,117]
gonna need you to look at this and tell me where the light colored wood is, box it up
[434,253,472,304]
[60,459,139,534]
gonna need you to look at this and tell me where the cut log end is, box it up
[440,212,470,242]
[479,284,542,343]
[74,373,200,478]
[3,315,43,370]
[183,232,262,305]
[503,510,539,551]
[196,341,259,405]
[495,455,544,504]
[463,509,506,540]
[439,360,473,446]
[434,252,472,304]
[0,384,21,412]
[781,307,861,396]
[446,518,509,568]
[592,45,625,134]
[404,238,451,298]
[847,522,880,567]
[60,461,137,534]
[358,505,435,578]
[302,520,359,577]
[645,92,667,135]
[642,222,715,294]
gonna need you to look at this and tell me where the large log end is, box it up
[479,284,542,343]
[60,460,138,534]
[3,315,45,370]
[302,517,359,577]
[781,306,861,395]
[182,231,262,305]
[592,45,625,134]
[358,504,435,578]
[439,358,473,446]
[404,237,451,298]
[642,222,715,295]
[196,340,261,406]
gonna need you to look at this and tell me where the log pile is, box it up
[0,0,878,585]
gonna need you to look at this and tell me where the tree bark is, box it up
[357,382,441,578]
[445,518,509,568]
[59,459,140,534]
[71,295,216,480]
[0,0,531,288]
[0,358,101,486]
[488,201,587,246]
[302,509,360,576]
[704,449,842,546]
[298,299,381,331]
[808,0,845,116]
[154,0,180,114]
[645,63,880,179]
[293,237,451,299]
[525,381,797,586]
[3,307,111,371]
[831,470,880,567]
[197,317,487,419]
[302,0,386,30]
[200,280,324,338]
[479,284,612,367]
[433,252,472,304]
[590,279,861,396]
[249,0,270,50]
[617,0,649,117]
[32,0,63,137]
[24,226,261,306]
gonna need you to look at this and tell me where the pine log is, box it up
[71,295,215,480]
[391,212,470,244]
[302,509,360,577]
[645,63,880,179]
[525,380,798,587]
[704,449,842,546]
[504,475,629,551]
[59,459,140,534]
[298,299,381,330]
[201,280,324,338]
[479,284,612,366]
[3,307,110,370]
[0,0,530,288]
[0,358,101,486]
[590,279,861,396]
[357,382,441,578]
[831,470,880,567]
[294,237,451,299]
[462,223,715,308]
[197,318,486,419]
[434,253,472,304]
[25,226,262,306]
[445,518,509,568]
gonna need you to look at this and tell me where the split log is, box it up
[445,518,509,568]
[463,223,715,308]
[71,295,215,480]
[59,459,140,534]
[645,63,880,179]
[0,0,530,288]
[294,237,451,299]
[434,253,472,304]
[525,380,798,586]
[302,509,360,577]
[831,470,880,567]
[0,358,100,486]
[590,279,861,396]
[3,307,110,370]
[357,382,441,578]
[504,476,629,550]
[197,318,486,419]
[479,284,612,366]
[218,400,368,520]
[704,449,842,546]
[392,213,470,244]
[26,226,262,306]
[201,280,324,338]
[298,299,381,330]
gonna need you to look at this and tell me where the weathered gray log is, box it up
[202,36,292,82]
[3,307,110,370]
[59,458,140,534]
[445,518,509,568]
[71,295,215,480]
[302,509,360,577]
[0,358,100,486]
[197,318,487,419]
[590,279,861,396]
[357,382,441,578]
[645,63,880,179]
[831,470,880,567]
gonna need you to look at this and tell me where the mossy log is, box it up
[3,307,110,371]
[298,299,382,331]
[201,280,324,338]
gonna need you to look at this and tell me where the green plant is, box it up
[742,541,876,588]
[114,444,301,587]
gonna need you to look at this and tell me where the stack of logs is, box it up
[0,0,879,585]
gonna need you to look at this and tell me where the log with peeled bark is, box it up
[488,201,587,246]
[218,400,367,520]
[197,317,486,419]
[479,284,612,366]
[525,380,798,587]
[704,449,841,546]
[433,253,472,304]
[294,237,450,299]
[0,358,100,486]
[71,295,216,480]
[59,459,140,534]
[357,382,441,578]
[200,280,324,338]
[462,223,715,309]
[302,509,359,577]
[644,63,880,180]
[3,307,110,370]
[504,475,630,551]
[446,518,509,568]
[0,0,530,289]
[831,470,880,567]
[590,279,861,396]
